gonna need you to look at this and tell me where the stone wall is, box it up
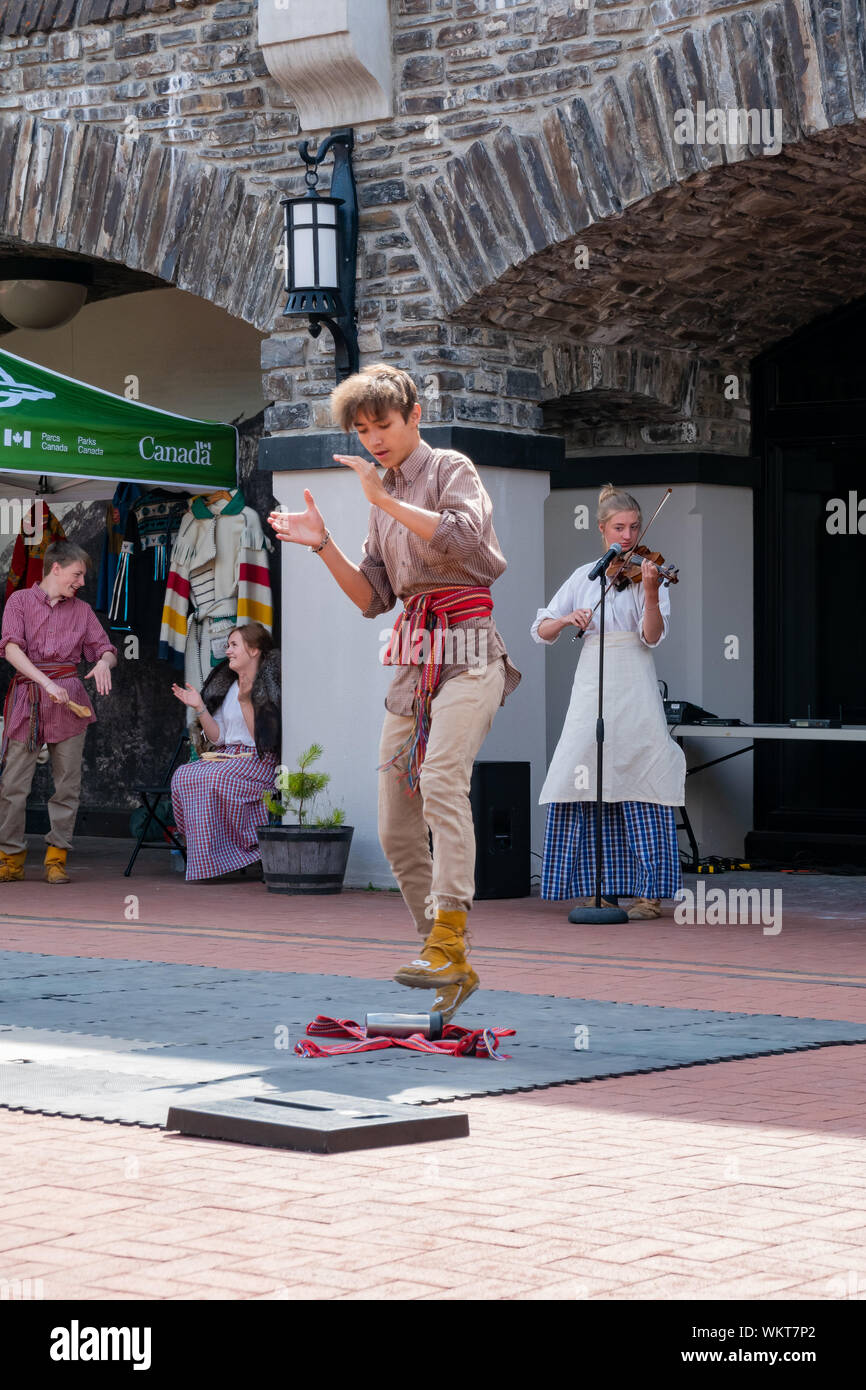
[1,0,865,457]
[2,1,221,38]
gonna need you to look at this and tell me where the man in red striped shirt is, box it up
[0,541,117,884]
[269,365,520,1021]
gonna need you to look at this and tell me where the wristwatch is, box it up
[310,529,330,554]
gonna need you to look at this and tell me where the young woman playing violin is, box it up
[531,484,686,919]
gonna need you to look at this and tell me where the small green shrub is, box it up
[264,745,346,828]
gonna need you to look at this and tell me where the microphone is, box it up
[588,542,622,582]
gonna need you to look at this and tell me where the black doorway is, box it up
[751,298,866,866]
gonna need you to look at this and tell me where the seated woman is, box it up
[170,622,280,881]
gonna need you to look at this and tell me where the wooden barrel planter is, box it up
[256,824,354,894]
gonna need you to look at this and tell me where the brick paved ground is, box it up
[0,841,864,1301]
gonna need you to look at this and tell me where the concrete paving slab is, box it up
[166,1090,469,1153]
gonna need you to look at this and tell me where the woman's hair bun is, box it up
[597,484,642,528]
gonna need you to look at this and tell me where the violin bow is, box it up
[572,487,673,642]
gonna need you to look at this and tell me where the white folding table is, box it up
[668,724,866,869]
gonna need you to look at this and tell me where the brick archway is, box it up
[0,112,282,332]
[408,3,866,357]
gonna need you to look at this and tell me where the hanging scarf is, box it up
[379,585,494,792]
[0,662,77,771]
[108,540,135,627]
[96,483,142,613]
[134,492,189,581]
[296,1015,514,1059]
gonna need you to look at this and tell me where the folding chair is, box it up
[124,731,189,877]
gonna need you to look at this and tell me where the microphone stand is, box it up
[567,560,629,926]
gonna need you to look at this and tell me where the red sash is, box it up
[380,586,493,792]
[1,662,77,768]
[296,1015,514,1059]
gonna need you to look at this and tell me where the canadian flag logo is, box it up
[3,429,31,448]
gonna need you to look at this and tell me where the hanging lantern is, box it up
[281,171,346,319]
[278,131,359,382]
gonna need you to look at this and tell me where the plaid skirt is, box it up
[171,745,277,881]
[541,800,682,901]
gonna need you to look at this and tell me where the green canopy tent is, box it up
[0,347,237,501]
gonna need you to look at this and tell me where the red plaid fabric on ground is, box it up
[170,744,276,881]
[297,1015,515,1059]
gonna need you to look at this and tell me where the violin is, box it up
[609,544,679,589]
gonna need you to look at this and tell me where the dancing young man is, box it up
[0,542,117,884]
[268,364,520,1019]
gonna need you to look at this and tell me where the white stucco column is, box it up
[476,466,551,868]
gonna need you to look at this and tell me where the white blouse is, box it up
[531,561,670,649]
[213,682,255,747]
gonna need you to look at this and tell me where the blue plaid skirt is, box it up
[541,800,682,901]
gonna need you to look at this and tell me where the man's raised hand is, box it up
[333,454,387,504]
[268,490,327,547]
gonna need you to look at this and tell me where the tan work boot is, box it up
[394,908,471,989]
[44,846,71,885]
[0,850,27,882]
[627,897,661,920]
[432,968,480,1025]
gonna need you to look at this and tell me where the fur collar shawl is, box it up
[198,648,281,758]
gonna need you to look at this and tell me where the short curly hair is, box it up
[330,363,419,434]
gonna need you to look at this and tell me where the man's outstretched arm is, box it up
[268,489,375,614]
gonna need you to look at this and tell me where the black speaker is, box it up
[470,761,531,900]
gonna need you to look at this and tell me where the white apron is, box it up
[539,631,685,806]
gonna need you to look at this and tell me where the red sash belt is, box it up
[296,1015,514,1059]
[381,586,493,792]
[1,662,77,768]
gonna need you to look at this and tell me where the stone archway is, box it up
[0,112,282,332]
[406,1,866,361]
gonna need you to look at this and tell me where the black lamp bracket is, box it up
[295,129,359,381]
[308,316,357,383]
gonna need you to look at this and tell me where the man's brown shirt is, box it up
[359,439,521,717]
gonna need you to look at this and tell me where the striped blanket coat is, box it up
[158,490,273,672]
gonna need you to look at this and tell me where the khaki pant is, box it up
[0,734,87,854]
[378,658,506,930]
